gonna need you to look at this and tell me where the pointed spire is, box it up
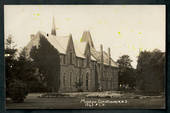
[69,33,72,38]
[51,16,56,36]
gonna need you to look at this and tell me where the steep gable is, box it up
[81,31,95,48]
[74,41,96,61]
[66,34,76,65]
[74,41,87,58]
[84,42,91,57]
[25,31,70,57]
[66,34,76,54]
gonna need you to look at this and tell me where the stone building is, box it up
[26,18,118,92]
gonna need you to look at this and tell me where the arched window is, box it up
[107,78,109,90]
[70,72,72,87]
[76,76,77,82]
[63,74,66,87]
[86,55,90,67]
[86,73,89,90]
[76,73,79,82]
[63,55,66,64]
[106,77,108,89]
[79,74,82,83]
[111,78,113,89]
[70,52,72,64]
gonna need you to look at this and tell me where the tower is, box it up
[51,16,56,36]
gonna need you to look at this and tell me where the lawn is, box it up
[6,92,165,109]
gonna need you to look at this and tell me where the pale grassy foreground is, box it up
[6,91,165,109]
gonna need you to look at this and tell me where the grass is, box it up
[6,92,165,109]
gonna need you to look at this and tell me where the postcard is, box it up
[4,5,165,109]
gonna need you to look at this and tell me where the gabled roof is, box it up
[39,31,70,54]
[26,31,70,55]
[74,41,87,58]
[26,30,117,67]
[81,31,95,48]
[26,31,96,61]
[74,41,96,61]
[81,31,118,67]
[91,48,118,67]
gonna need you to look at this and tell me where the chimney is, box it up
[108,48,111,65]
[100,44,103,63]
[30,34,35,40]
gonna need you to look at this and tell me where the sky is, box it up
[4,5,165,68]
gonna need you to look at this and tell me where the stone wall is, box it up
[58,55,97,92]
[97,64,118,91]
[58,53,118,92]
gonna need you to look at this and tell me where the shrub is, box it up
[74,81,83,92]
[8,79,28,103]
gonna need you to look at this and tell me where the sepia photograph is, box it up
[4,5,165,109]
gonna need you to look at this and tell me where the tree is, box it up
[117,55,136,91]
[5,35,29,102]
[30,34,60,92]
[5,35,39,102]
[14,48,43,92]
[5,35,18,97]
[117,55,133,69]
[136,49,165,95]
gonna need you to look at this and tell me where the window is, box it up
[79,74,81,83]
[86,55,90,67]
[86,73,89,90]
[70,52,72,64]
[60,56,62,64]
[70,72,72,87]
[63,74,66,87]
[111,78,113,88]
[93,62,95,69]
[63,55,66,64]
[105,78,107,89]
[76,74,79,82]
[81,59,83,67]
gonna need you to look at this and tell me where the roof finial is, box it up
[51,16,56,36]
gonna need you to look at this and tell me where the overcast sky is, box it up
[4,5,165,68]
